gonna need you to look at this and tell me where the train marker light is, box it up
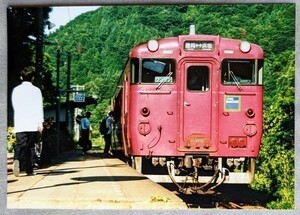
[240,41,251,53]
[245,108,255,118]
[140,107,150,117]
[147,39,159,52]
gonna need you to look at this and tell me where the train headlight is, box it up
[147,39,159,52]
[240,41,251,53]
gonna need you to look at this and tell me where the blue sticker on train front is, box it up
[224,95,241,112]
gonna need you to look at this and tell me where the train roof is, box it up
[130,34,264,59]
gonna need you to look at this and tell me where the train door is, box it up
[179,61,218,152]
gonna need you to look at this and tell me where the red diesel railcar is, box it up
[112,26,263,192]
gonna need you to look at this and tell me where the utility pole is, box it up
[56,49,61,155]
[35,8,44,88]
[66,52,71,132]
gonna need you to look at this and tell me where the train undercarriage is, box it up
[129,155,255,194]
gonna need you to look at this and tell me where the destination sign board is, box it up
[184,41,214,51]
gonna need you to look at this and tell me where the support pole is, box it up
[66,52,71,133]
[35,8,44,88]
[56,49,61,155]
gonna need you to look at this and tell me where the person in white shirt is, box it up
[11,66,44,176]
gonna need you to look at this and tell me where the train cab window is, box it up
[221,60,258,85]
[141,59,175,84]
[187,66,209,91]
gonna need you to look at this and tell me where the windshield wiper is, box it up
[228,64,243,91]
[156,71,173,90]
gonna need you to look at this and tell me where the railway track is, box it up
[218,201,243,209]
[160,183,269,209]
[112,150,269,210]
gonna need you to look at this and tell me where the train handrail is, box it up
[225,92,257,96]
[138,90,171,94]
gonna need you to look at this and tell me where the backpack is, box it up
[99,117,108,135]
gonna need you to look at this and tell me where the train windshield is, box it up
[221,59,263,85]
[131,58,175,84]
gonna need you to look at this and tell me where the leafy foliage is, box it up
[7,127,15,153]
[7,7,55,122]
[252,51,295,209]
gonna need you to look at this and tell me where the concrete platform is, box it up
[7,148,187,210]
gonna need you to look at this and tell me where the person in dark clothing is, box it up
[104,111,114,154]
[80,112,92,154]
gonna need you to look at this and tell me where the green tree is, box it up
[7,7,53,125]
[252,51,295,209]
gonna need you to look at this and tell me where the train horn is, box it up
[189,25,196,35]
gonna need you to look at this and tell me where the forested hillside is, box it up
[46,4,295,209]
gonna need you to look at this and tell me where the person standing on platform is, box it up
[12,66,44,176]
[80,111,92,154]
[104,111,114,154]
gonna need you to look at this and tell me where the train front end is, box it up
[117,27,263,191]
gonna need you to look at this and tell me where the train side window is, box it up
[141,59,175,84]
[187,66,209,91]
[257,59,264,85]
[131,58,139,84]
[221,60,256,85]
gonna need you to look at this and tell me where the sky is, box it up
[46,6,99,34]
